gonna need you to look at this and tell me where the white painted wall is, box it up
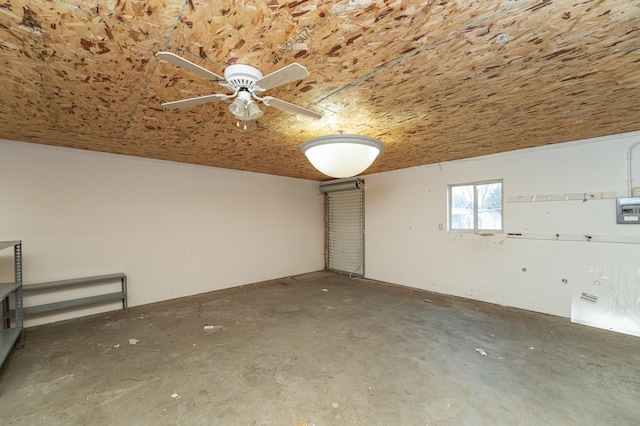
[0,139,325,326]
[365,131,640,318]
[4,131,639,327]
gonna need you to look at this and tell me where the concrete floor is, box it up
[1,271,639,425]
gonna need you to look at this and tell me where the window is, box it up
[448,180,503,232]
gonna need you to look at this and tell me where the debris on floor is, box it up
[322,289,328,292]
[475,348,488,356]
[129,339,139,345]
[203,325,225,332]
[424,299,432,303]
[170,393,181,400]
[331,402,340,408]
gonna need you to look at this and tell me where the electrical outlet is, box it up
[438,223,444,230]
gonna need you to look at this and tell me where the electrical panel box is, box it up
[616,197,640,224]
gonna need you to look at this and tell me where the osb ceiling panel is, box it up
[1,0,639,180]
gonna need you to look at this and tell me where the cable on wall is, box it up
[627,141,640,197]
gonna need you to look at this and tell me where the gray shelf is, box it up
[24,292,125,316]
[23,273,127,316]
[0,241,20,251]
[0,282,20,300]
[1,240,23,371]
[24,273,126,292]
[0,326,22,367]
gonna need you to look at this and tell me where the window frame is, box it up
[448,179,503,233]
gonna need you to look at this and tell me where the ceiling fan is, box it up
[155,52,322,122]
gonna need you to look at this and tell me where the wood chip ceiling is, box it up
[1,0,639,180]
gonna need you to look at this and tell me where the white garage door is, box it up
[325,182,364,277]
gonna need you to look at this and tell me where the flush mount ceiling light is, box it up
[300,134,385,178]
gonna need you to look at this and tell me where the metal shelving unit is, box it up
[0,240,23,369]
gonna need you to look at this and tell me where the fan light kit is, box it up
[155,52,321,122]
[300,134,385,178]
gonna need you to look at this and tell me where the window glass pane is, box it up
[477,182,502,230]
[450,185,474,229]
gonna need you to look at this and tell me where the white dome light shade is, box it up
[300,134,384,178]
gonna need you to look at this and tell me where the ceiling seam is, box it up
[56,0,232,72]
[25,6,56,127]
[143,1,232,146]
[121,1,191,137]
[315,0,530,105]
[53,1,216,142]
[55,1,149,38]
[160,0,191,51]
[52,0,178,139]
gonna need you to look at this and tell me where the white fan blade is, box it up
[262,96,321,119]
[255,63,310,91]
[156,52,225,83]
[161,94,228,110]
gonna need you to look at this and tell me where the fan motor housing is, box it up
[224,64,263,89]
